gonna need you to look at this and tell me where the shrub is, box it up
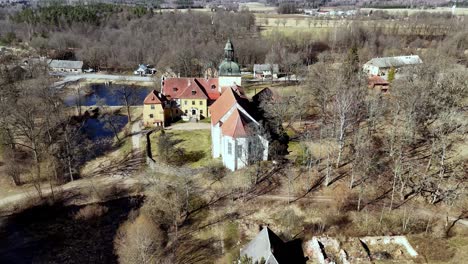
[73,204,108,221]
[224,222,240,250]
[205,162,227,182]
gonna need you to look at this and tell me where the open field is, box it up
[256,15,455,39]
[239,2,276,13]
[361,7,468,16]
[150,129,212,168]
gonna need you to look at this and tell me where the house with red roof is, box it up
[368,75,390,93]
[161,39,243,121]
[143,90,174,127]
[210,87,268,171]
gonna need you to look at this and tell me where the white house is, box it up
[48,59,83,73]
[253,64,279,80]
[363,55,423,79]
[210,87,268,171]
[134,64,156,76]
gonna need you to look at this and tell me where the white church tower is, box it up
[218,39,242,89]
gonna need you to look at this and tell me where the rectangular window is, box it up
[149,114,154,118]
[184,100,187,105]
[192,101,195,105]
[151,105,155,109]
[199,101,203,105]
[185,110,188,114]
[237,145,242,157]
[227,142,232,155]
[200,110,203,114]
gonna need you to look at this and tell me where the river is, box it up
[64,84,153,107]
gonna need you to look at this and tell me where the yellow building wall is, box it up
[143,104,166,126]
[180,98,208,118]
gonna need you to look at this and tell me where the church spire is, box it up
[224,39,234,61]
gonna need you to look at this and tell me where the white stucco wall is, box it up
[235,137,249,170]
[219,76,242,88]
[212,103,269,171]
[222,136,237,171]
[363,64,379,76]
[211,123,222,158]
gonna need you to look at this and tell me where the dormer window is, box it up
[211,85,216,89]
[192,90,196,95]
[173,87,178,92]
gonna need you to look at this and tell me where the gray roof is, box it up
[365,55,422,68]
[219,60,241,76]
[254,64,279,73]
[240,227,284,264]
[48,59,83,69]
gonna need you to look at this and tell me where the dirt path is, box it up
[131,121,142,151]
[0,176,146,216]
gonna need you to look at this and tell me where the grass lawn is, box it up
[151,129,212,168]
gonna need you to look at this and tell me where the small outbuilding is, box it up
[48,59,84,73]
[253,64,279,80]
[363,55,422,79]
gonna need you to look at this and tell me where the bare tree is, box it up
[115,214,167,264]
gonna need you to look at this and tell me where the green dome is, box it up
[219,60,241,76]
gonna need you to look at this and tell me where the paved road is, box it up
[53,73,156,88]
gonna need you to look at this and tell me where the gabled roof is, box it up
[240,227,284,264]
[48,59,83,69]
[254,64,279,73]
[195,78,220,100]
[221,109,251,138]
[365,55,422,68]
[368,75,389,86]
[177,80,208,99]
[209,87,250,125]
[162,77,219,100]
[144,90,167,104]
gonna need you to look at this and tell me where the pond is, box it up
[82,115,128,141]
[64,84,153,107]
[0,197,143,264]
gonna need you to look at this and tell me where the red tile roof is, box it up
[162,77,220,100]
[195,78,220,100]
[177,80,209,99]
[210,87,252,125]
[144,90,167,104]
[368,75,389,86]
[221,109,251,138]
[210,88,237,125]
